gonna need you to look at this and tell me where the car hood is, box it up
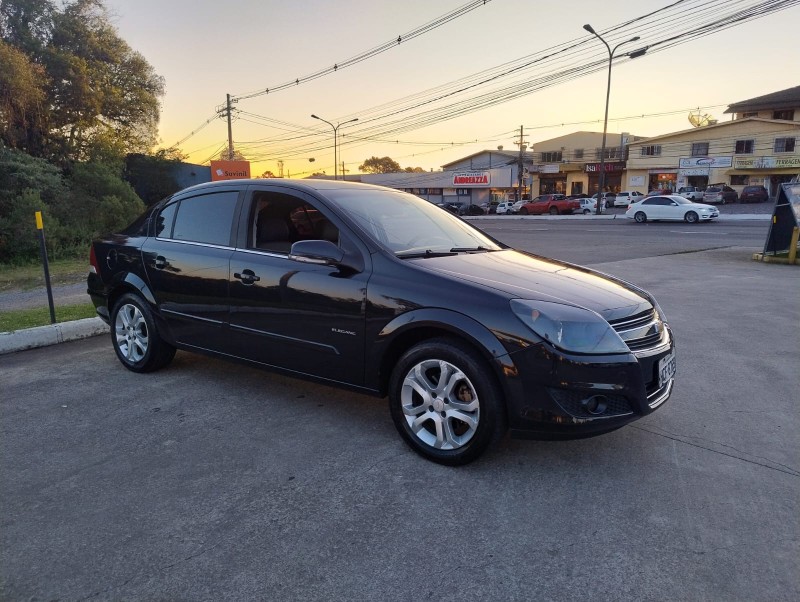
[409,250,652,321]
[689,203,718,210]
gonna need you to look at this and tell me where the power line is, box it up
[232,0,495,101]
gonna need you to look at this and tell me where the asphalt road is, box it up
[1,218,798,600]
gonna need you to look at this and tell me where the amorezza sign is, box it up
[453,171,490,186]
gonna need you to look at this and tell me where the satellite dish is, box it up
[688,111,717,127]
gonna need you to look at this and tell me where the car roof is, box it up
[172,178,396,198]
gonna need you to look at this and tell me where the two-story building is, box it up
[624,86,800,196]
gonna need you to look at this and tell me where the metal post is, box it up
[311,115,358,180]
[583,25,644,214]
[35,211,56,324]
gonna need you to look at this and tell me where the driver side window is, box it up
[249,192,339,254]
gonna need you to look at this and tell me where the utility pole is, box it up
[514,125,528,202]
[226,94,234,160]
[278,160,284,178]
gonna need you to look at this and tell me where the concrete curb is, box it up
[0,317,109,356]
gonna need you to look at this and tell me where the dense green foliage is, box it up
[0,0,169,264]
[0,145,144,263]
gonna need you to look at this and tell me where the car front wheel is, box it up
[685,211,699,224]
[388,338,506,465]
[111,293,176,373]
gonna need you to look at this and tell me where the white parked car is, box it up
[677,186,704,201]
[614,191,644,207]
[510,200,527,214]
[495,201,514,215]
[576,198,598,214]
[625,195,720,223]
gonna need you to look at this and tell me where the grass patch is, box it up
[0,256,89,292]
[0,303,97,332]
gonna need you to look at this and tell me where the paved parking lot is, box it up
[1,242,798,600]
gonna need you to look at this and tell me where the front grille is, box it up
[609,309,665,352]
[548,388,633,419]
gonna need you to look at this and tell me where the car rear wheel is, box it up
[111,293,176,373]
[634,211,647,223]
[583,209,591,215]
[388,338,506,466]
[549,207,558,215]
[685,211,699,224]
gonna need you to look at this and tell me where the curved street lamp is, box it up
[583,24,647,214]
[311,114,358,180]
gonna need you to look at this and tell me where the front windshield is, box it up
[325,188,503,256]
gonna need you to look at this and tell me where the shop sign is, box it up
[540,164,560,173]
[452,171,490,186]
[648,169,678,175]
[733,155,800,169]
[628,175,646,187]
[679,156,732,168]
[210,160,251,181]
[678,168,710,176]
[585,162,625,173]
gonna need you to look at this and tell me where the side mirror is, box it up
[289,240,345,266]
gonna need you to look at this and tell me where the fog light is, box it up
[582,395,608,415]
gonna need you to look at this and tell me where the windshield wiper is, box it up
[396,249,457,259]
[449,246,493,253]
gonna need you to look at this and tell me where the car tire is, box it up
[583,209,591,215]
[111,293,176,373]
[388,338,507,466]
[519,208,528,215]
[549,207,558,215]
[634,211,647,223]
[685,211,699,224]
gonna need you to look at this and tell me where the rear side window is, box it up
[170,191,239,246]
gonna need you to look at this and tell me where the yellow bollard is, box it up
[789,227,799,265]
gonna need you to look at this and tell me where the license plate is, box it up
[658,352,677,387]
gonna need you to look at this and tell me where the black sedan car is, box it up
[88,180,675,465]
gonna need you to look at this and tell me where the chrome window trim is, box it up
[154,237,234,251]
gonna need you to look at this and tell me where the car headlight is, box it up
[510,299,629,354]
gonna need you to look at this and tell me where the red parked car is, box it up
[519,194,580,215]
[739,185,769,203]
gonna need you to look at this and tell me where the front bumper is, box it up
[502,328,675,439]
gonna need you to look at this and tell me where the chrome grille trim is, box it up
[609,309,666,353]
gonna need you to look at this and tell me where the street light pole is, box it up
[311,115,358,180]
[583,25,644,215]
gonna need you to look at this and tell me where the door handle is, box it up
[154,256,168,269]
[234,269,261,284]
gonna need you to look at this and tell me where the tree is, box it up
[259,170,276,178]
[0,39,49,152]
[359,156,401,174]
[404,166,425,173]
[1,0,165,164]
[217,148,247,161]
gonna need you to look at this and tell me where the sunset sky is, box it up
[103,0,800,176]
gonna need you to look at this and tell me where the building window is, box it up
[456,188,470,196]
[774,137,796,153]
[730,175,750,185]
[640,145,662,157]
[691,142,709,157]
[772,110,795,121]
[595,147,621,160]
[574,149,584,159]
[741,111,758,118]
[734,139,754,154]
[541,151,562,162]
